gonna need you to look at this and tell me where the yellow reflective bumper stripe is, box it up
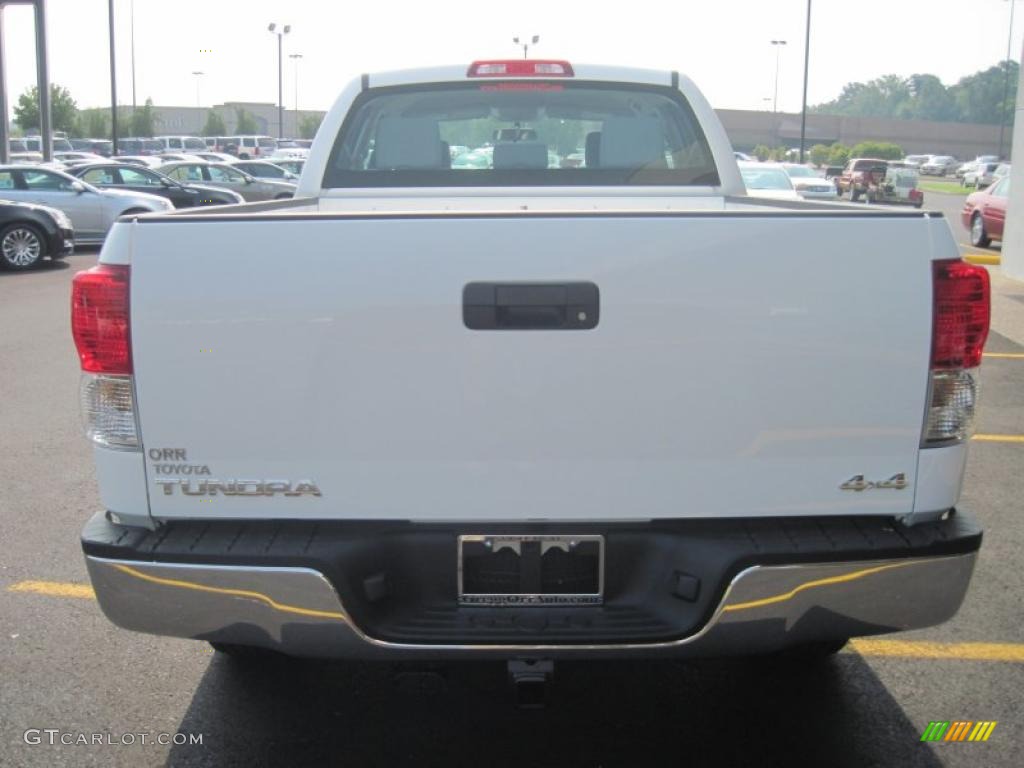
[111,564,348,621]
[722,561,912,613]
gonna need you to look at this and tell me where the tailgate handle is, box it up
[463,282,599,330]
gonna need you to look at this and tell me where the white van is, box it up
[153,136,209,153]
[215,135,276,159]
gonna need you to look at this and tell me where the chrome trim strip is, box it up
[85,552,977,657]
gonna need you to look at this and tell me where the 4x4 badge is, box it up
[840,473,909,491]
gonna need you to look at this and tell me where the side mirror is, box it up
[70,180,86,194]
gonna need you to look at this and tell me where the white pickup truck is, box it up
[75,60,988,667]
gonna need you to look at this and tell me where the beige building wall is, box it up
[716,109,1005,159]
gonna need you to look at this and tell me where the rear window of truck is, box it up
[325,82,719,188]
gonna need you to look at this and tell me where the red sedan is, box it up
[962,175,1011,247]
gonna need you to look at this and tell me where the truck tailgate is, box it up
[129,211,937,521]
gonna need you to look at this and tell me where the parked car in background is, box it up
[836,158,888,200]
[54,152,107,167]
[113,155,164,169]
[271,158,305,176]
[920,155,958,176]
[955,161,978,180]
[734,151,754,162]
[117,138,163,156]
[272,139,311,160]
[193,151,236,163]
[738,162,801,200]
[153,136,209,154]
[0,198,74,270]
[9,152,46,165]
[994,162,1011,181]
[962,175,1011,248]
[962,162,1000,189]
[155,153,206,164]
[228,159,297,180]
[903,154,932,168]
[68,163,245,208]
[214,135,276,159]
[159,161,296,201]
[20,136,74,153]
[70,139,113,157]
[780,163,837,199]
[0,165,171,244]
[955,156,997,179]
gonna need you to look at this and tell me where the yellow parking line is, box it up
[972,434,1024,443]
[963,253,1001,266]
[8,580,95,599]
[851,639,1024,663]
[984,352,1024,359]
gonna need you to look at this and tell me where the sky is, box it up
[1,0,1023,116]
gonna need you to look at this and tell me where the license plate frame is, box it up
[457,534,604,607]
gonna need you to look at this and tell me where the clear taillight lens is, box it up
[924,369,978,444]
[80,374,139,448]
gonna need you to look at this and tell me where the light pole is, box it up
[289,53,302,138]
[799,0,812,163]
[108,0,117,155]
[267,23,290,139]
[130,0,136,109]
[513,35,539,59]
[192,71,204,132]
[771,40,787,114]
[999,0,1020,159]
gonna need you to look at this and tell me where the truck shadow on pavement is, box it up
[166,652,944,768]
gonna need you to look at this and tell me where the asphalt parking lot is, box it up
[1,194,1022,767]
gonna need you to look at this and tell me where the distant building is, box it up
[144,102,325,138]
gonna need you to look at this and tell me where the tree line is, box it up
[811,60,1018,125]
[10,84,322,140]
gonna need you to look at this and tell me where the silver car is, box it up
[160,161,296,202]
[228,159,298,181]
[0,165,172,245]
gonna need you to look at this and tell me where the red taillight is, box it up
[931,259,990,370]
[72,264,132,374]
[467,59,574,77]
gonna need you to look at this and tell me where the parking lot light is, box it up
[268,23,291,139]
[770,40,787,114]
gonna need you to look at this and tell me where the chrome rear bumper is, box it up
[85,551,977,659]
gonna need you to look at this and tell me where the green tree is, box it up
[951,61,1018,125]
[13,84,78,133]
[298,113,322,140]
[202,110,226,136]
[812,60,1018,126]
[752,144,771,161]
[77,108,110,139]
[129,98,157,136]
[808,144,831,166]
[850,141,904,160]
[827,143,851,166]
[235,108,258,134]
